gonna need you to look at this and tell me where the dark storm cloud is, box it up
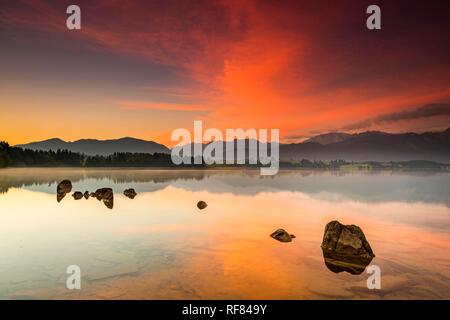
[343,103,450,131]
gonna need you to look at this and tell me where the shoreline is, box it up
[1,166,449,172]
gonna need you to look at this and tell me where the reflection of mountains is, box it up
[0,169,207,195]
[0,168,204,194]
[0,168,449,207]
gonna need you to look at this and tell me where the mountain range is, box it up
[15,128,450,162]
[281,128,450,162]
[16,137,170,156]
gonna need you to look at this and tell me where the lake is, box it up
[0,168,449,299]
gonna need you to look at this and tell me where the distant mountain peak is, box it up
[74,138,98,142]
[359,130,390,136]
[116,137,146,142]
[41,137,66,143]
[282,127,450,162]
[304,132,353,145]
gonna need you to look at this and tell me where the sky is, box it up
[1,0,449,146]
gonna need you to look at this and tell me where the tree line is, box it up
[1,141,446,169]
[0,141,195,168]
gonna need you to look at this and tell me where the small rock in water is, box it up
[72,191,83,200]
[56,180,72,202]
[270,229,295,242]
[90,192,96,198]
[95,188,114,209]
[197,201,207,210]
[123,188,137,199]
[95,188,113,200]
[57,180,72,194]
[83,191,90,199]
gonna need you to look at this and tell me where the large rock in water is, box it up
[270,229,296,242]
[95,188,113,200]
[56,180,72,202]
[321,220,375,274]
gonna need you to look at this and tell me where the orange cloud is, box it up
[118,100,209,112]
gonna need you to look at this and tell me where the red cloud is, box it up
[2,0,449,144]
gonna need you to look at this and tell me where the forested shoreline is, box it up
[1,141,448,169]
[0,141,186,168]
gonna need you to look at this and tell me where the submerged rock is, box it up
[95,188,114,209]
[72,191,83,200]
[123,188,137,199]
[197,201,207,210]
[270,229,295,242]
[321,220,375,275]
[56,180,72,202]
[83,191,90,199]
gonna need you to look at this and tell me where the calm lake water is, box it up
[0,168,449,299]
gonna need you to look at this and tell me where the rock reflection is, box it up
[56,193,66,203]
[2,168,449,208]
[320,220,375,275]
